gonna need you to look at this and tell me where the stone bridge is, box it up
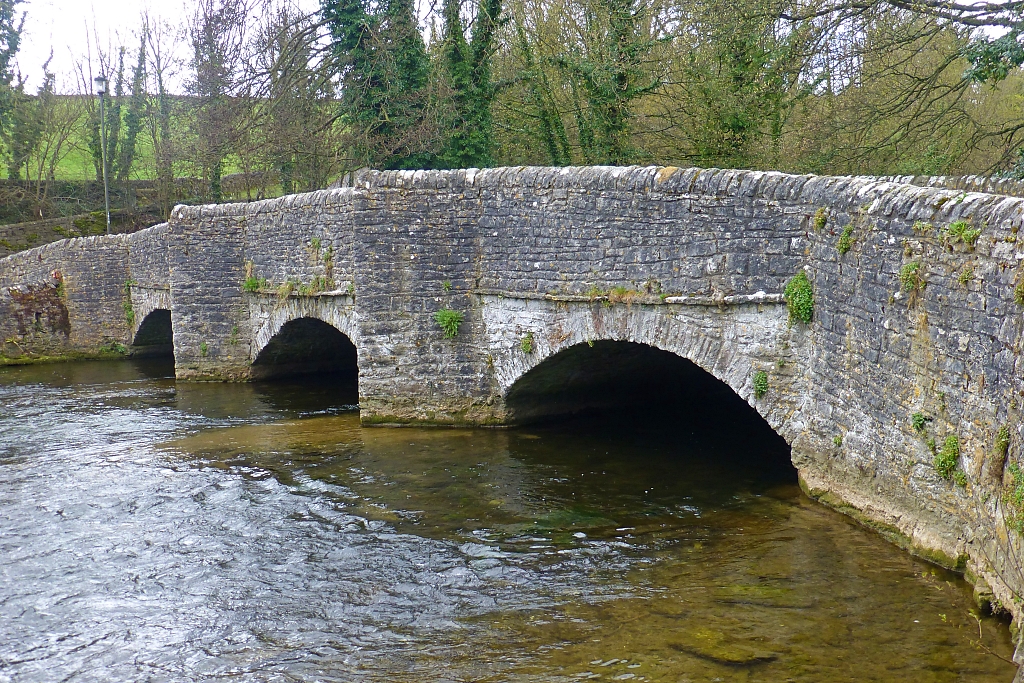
[4,165,1024,626]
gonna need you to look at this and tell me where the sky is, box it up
[17,0,320,92]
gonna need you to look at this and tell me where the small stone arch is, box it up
[131,308,174,356]
[481,295,797,438]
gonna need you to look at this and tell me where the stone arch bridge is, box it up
[4,165,1024,620]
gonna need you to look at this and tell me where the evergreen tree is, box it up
[434,0,502,169]
[0,0,22,147]
[117,35,147,185]
[322,0,432,169]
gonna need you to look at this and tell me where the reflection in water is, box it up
[0,360,1016,682]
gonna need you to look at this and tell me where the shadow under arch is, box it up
[251,316,358,388]
[504,339,791,468]
[131,309,173,358]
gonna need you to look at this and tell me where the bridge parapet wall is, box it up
[0,233,133,361]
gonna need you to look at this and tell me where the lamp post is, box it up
[94,75,111,235]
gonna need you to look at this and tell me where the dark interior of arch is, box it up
[131,309,173,357]
[251,317,358,387]
[505,340,791,468]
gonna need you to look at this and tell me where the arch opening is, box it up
[505,340,792,476]
[131,309,173,358]
[251,317,358,390]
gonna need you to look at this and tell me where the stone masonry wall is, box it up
[0,234,133,361]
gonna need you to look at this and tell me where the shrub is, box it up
[123,300,135,327]
[753,370,769,398]
[934,435,960,480]
[837,225,854,254]
[435,308,464,338]
[784,271,814,324]
[200,341,209,357]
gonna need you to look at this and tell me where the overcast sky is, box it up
[17,0,320,92]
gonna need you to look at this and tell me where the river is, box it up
[0,359,1016,681]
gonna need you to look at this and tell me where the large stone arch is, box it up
[480,294,805,440]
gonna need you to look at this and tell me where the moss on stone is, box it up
[799,476,968,572]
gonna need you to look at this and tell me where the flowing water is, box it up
[0,359,1016,682]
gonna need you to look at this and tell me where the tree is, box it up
[4,72,41,180]
[434,0,504,168]
[187,0,250,202]
[117,34,148,186]
[0,0,22,147]
[322,0,434,169]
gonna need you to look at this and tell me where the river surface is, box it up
[0,359,1016,682]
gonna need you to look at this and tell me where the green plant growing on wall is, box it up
[837,225,854,254]
[957,266,974,286]
[898,262,924,292]
[229,325,240,345]
[442,280,452,293]
[101,341,128,355]
[912,412,930,432]
[833,434,843,447]
[520,331,534,354]
[941,220,981,250]
[997,425,1011,458]
[243,276,267,293]
[753,370,769,398]
[783,271,814,324]
[813,208,828,232]
[277,280,297,301]
[434,308,464,338]
[1005,463,1024,533]
[953,469,968,487]
[200,341,209,357]
[310,237,322,253]
[934,435,960,480]
[1015,279,1024,305]
[122,279,137,327]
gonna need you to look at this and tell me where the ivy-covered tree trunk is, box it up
[322,0,431,170]
[434,0,502,169]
